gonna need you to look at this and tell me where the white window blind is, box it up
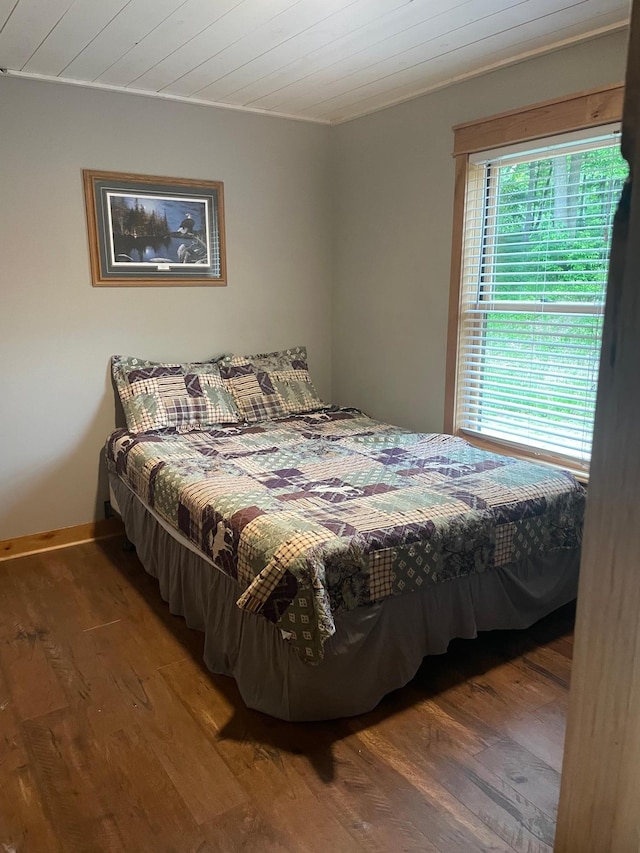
[455,129,627,472]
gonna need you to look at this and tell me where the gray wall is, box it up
[330,30,629,433]
[0,78,331,538]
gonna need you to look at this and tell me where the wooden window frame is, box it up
[445,83,624,477]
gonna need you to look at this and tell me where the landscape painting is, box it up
[83,171,226,286]
[107,193,210,267]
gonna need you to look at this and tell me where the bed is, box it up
[105,349,585,720]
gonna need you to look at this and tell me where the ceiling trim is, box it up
[0,69,332,126]
[330,20,629,125]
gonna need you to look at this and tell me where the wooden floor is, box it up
[0,538,575,853]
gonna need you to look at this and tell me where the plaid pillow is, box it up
[112,355,241,433]
[220,346,324,422]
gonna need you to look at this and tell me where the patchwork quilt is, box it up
[106,409,585,662]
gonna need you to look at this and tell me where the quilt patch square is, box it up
[368,549,395,601]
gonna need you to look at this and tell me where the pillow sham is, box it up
[219,345,325,422]
[112,355,241,433]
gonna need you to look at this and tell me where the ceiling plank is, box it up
[233,0,495,110]
[131,0,302,93]
[193,0,422,104]
[62,0,187,82]
[0,0,19,33]
[163,0,360,97]
[0,0,75,69]
[173,0,395,101]
[96,0,245,87]
[23,0,131,76]
[261,0,598,114]
[137,0,460,97]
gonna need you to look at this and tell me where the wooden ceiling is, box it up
[0,0,630,124]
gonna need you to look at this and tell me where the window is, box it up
[447,87,626,476]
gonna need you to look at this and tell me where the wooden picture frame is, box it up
[83,170,227,286]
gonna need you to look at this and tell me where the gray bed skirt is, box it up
[109,473,579,721]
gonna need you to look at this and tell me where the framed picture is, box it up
[83,170,226,286]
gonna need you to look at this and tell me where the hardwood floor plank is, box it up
[86,611,187,684]
[481,630,573,692]
[0,557,48,640]
[426,689,505,752]
[427,676,520,749]
[159,655,278,778]
[532,698,568,735]
[0,667,61,852]
[39,624,142,740]
[499,709,567,774]
[0,757,63,852]
[517,650,571,693]
[21,709,127,851]
[450,754,555,851]
[200,802,294,852]
[368,681,497,756]
[283,735,444,852]
[348,726,507,853]
[45,545,132,633]
[349,705,555,853]
[475,739,561,820]
[419,640,568,775]
[1,573,140,740]
[437,645,562,714]
[233,752,364,853]
[0,622,68,722]
[51,619,246,824]
[45,542,203,666]
[132,671,247,823]
[0,548,127,640]
[94,725,208,852]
